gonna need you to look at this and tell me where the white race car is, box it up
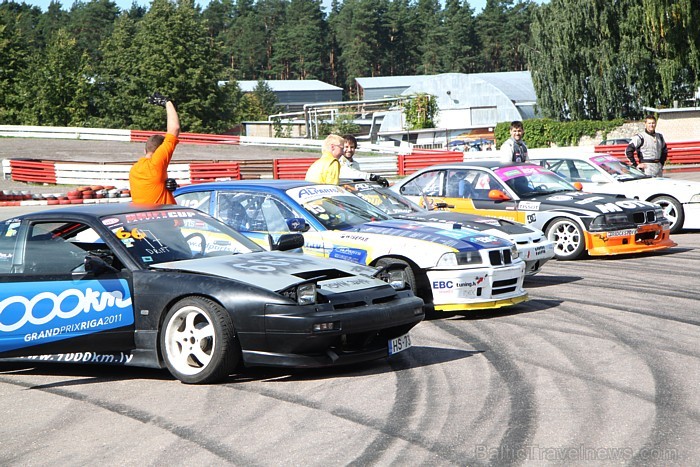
[175,181,528,313]
[340,180,554,276]
[531,152,700,234]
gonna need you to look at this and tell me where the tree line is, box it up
[0,0,698,134]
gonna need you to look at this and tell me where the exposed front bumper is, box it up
[586,223,676,256]
[241,292,425,368]
[426,262,527,311]
[517,240,555,276]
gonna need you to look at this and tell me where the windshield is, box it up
[495,165,577,198]
[590,155,647,181]
[286,185,392,230]
[341,182,421,216]
[100,208,262,266]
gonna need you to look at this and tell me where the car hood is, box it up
[348,219,513,250]
[151,251,385,292]
[618,176,700,194]
[518,191,660,215]
[396,211,540,236]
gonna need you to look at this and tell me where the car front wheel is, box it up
[161,297,239,384]
[375,258,417,292]
[651,195,684,234]
[546,218,586,260]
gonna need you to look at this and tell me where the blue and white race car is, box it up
[175,181,528,313]
[340,180,555,276]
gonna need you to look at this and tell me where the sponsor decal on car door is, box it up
[445,197,528,224]
[0,279,134,353]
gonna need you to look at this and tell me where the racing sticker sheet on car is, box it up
[495,165,549,181]
[287,185,347,203]
[329,247,368,264]
[319,275,385,293]
[432,276,486,298]
[0,279,133,352]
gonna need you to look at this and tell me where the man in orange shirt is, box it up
[129,92,181,204]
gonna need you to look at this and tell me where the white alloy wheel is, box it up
[161,297,238,384]
[546,218,586,260]
[651,195,684,234]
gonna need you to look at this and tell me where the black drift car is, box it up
[0,204,424,384]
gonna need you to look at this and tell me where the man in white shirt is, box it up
[339,134,389,187]
[499,121,528,163]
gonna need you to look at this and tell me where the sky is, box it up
[21,0,548,14]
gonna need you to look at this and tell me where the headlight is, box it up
[375,266,407,290]
[689,194,700,203]
[436,251,483,267]
[296,283,317,305]
[281,282,317,305]
[590,213,630,229]
[510,244,519,260]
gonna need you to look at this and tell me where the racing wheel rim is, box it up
[547,218,585,260]
[163,304,217,376]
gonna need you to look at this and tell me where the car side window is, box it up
[542,159,598,183]
[446,170,472,198]
[217,192,297,233]
[570,160,600,182]
[218,193,252,231]
[19,222,118,276]
[400,171,444,197]
[547,159,580,180]
[260,197,296,232]
[470,172,503,200]
[0,220,20,274]
[176,191,211,213]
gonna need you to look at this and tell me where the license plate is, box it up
[388,333,412,355]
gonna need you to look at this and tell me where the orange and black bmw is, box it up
[393,161,676,260]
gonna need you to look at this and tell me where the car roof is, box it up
[176,179,314,193]
[8,203,192,222]
[414,160,536,171]
[528,152,599,161]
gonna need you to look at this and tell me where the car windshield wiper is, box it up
[617,175,646,182]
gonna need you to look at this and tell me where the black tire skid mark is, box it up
[432,318,538,466]
[543,277,698,306]
[486,334,700,425]
[0,375,260,466]
[550,302,693,463]
[471,312,623,441]
[233,358,477,466]
[479,307,700,361]
[531,293,700,334]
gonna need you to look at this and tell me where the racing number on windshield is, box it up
[115,228,146,240]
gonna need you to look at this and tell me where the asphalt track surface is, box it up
[0,140,699,465]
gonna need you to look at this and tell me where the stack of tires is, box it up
[0,185,131,206]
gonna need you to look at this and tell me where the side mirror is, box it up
[271,233,305,251]
[488,189,511,201]
[286,218,309,232]
[590,173,607,183]
[572,182,583,191]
